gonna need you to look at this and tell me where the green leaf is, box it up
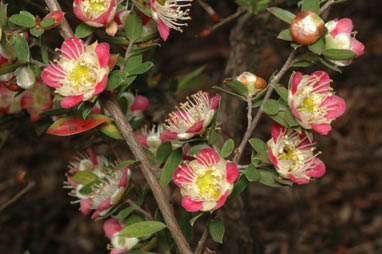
[227,175,248,203]
[70,170,99,185]
[132,0,152,18]
[270,111,289,127]
[304,129,314,142]
[209,218,225,243]
[116,160,136,169]
[0,61,22,75]
[308,37,325,55]
[10,34,29,62]
[245,164,260,182]
[40,36,49,64]
[267,7,296,24]
[213,86,246,102]
[99,121,123,139]
[318,57,342,73]
[160,148,183,186]
[274,176,293,186]
[258,167,283,187]
[293,61,314,67]
[40,18,55,28]
[9,13,35,28]
[208,129,218,145]
[224,79,248,96]
[123,55,142,74]
[119,221,167,238]
[302,0,319,14]
[179,211,193,241]
[20,11,35,20]
[277,28,293,41]
[284,108,299,127]
[106,70,123,90]
[262,99,279,115]
[154,210,173,252]
[322,49,356,60]
[78,180,100,195]
[156,142,172,164]
[75,23,95,38]
[273,84,288,102]
[125,10,143,42]
[176,65,206,94]
[0,4,7,28]
[252,86,269,108]
[189,212,204,226]
[127,61,154,75]
[113,207,134,221]
[30,27,44,37]
[291,42,302,50]
[220,139,234,158]
[187,143,211,156]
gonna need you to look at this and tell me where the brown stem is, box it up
[194,214,212,254]
[101,93,193,254]
[126,199,153,221]
[0,181,36,213]
[233,50,296,163]
[320,0,335,15]
[43,1,192,253]
[209,7,247,34]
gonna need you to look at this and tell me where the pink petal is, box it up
[87,148,98,166]
[351,38,365,58]
[291,72,303,95]
[91,106,102,114]
[157,19,170,41]
[91,210,100,219]
[20,93,33,108]
[41,64,65,88]
[290,103,302,121]
[95,43,110,68]
[160,131,178,142]
[173,164,194,188]
[61,37,84,60]
[111,248,130,254]
[211,94,220,110]
[80,198,93,215]
[330,18,353,37]
[97,197,112,212]
[288,174,309,184]
[73,6,92,23]
[226,163,239,184]
[130,95,149,111]
[306,158,326,178]
[271,123,283,143]
[267,146,278,168]
[311,71,331,92]
[186,120,204,133]
[213,191,229,210]
[322,95,346,119]
[118,168,129,187]
[136,133,149,148]
[182,195,203,212]
[311,123,332,135]
[61,95,83,108]
[91,0,117,26]
[103,218,124,239]
[93,75,108,95]
[196,148,220,166]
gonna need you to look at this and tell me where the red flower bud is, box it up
[290,11,325,45]
[42,11,65,30]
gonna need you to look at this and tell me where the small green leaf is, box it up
[119,221,167,238]
[209,218,225,243]
[302,0,319,14]
[308,37,325,55]
[189,212,204,226]
[224,80,248,96]
[252,86,269,108]
[160,148,183,186]
[78,180,100,195]
[291,42,302,50]
[113,207,134,221]
[227,175,248,203]
[125,10,143,42]
[179,211,193,241]
[187,143,211,156]
[123,55,142,74]
[10,34,30,62]
[262,99,279,115]
[154,210,173,252]
[213,86,246,102]
[284,108,299,127]
[220,139,234,158]
[176,65,206,94]
[75,23,95,38]
[270,111,289,127]
[40,36,49,64]
[318,57,342,73]
[277,28,293,41]
[40,18,55,28]
[99,121,123,140]
[293,61,314,67]
[273,84,288,102]
[116,160,136,169]
[9,13,35,28]
[208,129,218,145]
[245,164,260,182]
[0,61,22,75]
[249,138,266,155]
[258,167,283,187]
[106,70,123,90]
[30,27,44,37]
[156,142,172,164]
[70,170,98,185]
[322,49,356,60]
[267,7,296,24]
[127,61,154,75]
[304,129,314,142]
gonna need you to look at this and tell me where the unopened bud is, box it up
[236,72,267,97]
[15,65,35,89]
[42,11,65,30]
[290,11,325,45]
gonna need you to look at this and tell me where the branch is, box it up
[0,181,36,213]
[100,93,193,254]
[233,50,296,163]
[126,199,153,221]
[44,0,74,39]
[194,214,212,254]
[320,0,335,15]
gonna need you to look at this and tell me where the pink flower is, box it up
[121,92,149,122]
[324,18,365,66]
[173,148,239,212]
[136,125,182,153]
[150,0,192,41]
[164,91,220,140]
[130,95,149,112]
[266,123,326,184]
[20,79,53,121]
[73,0,117,27]
[65,149,131,218]
[288,71,346,135]
[0,83,22,115]
[103,218,139,253]
[41,37,110,108]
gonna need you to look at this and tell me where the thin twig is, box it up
[0,181,36,213]
[208,7,246,34]
[233,50,296,163]
[320,0,335,15]
[194,214,212,254]
[31,59,48,68]
[126,199,153,220]
[246,98,253,133]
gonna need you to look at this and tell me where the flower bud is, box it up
[15,65,35,89]
[290,11,325,45]
[42,11,65,30]
[73,0,117,28]
[236,72,267,97]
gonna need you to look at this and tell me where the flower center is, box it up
[84,0,109,19]
[280,145,295,161]
[68,62,96,90]
[195,170,219,200]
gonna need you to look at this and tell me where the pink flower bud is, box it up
[103,218,139,253]
[73,0,117,27]
[130,95,149,111]
[42,11,65,30]
[290,11,325,45]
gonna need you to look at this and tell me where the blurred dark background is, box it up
[0,0,381,253]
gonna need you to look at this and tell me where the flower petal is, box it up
[267,146,278,167]
[93,75,108,95]
[130,95,149,111]
[157,19,170,41]
[213,191,230,210]
[211,94,220,110]
[322,95,346,119]
[330,18,353,37]
[196,148,220,166]
[271,123,283,143]
[104,218,124,239]
[311,123,332,135]
[61,37,84,60]
[182,195,203,212]
[97,197,112,212]
[186,120,204,133]
[288,174,309,184]
[136,133,149,148]
[351,38,365,58]
[160,131,178,142]
[41,64,65,88]
[291,72,303,95]
[226,163,239,184]
[80,198,93,215]
[95,42,110,68]
[61,95,83,108]
[173,164,194,188]
[306,158,326,178]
